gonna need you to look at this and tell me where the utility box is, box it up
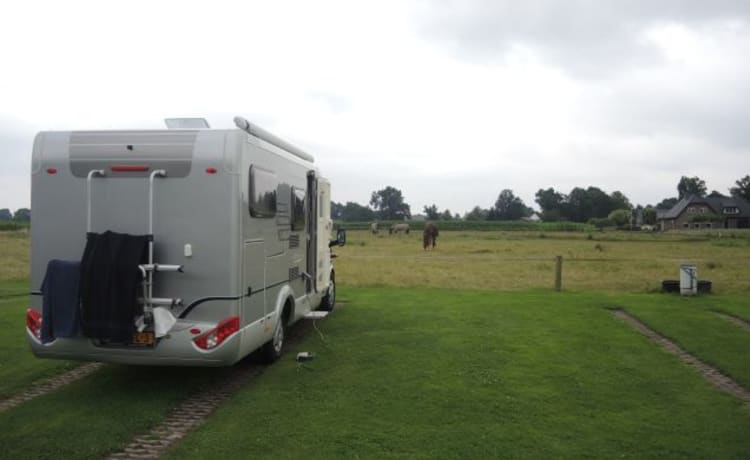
[680,264,698,296]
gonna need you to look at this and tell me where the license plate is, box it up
[132,331,155,346]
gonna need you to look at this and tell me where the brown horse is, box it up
[423,222,439,250]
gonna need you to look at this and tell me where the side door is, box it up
[316,178,332,292]
[242,241,266,330]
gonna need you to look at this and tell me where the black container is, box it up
[661,280,680,293]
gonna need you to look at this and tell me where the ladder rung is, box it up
[138,297,183,307]
[139,264,184,273]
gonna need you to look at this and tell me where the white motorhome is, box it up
[26,117,344,366]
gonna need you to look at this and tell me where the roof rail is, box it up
[233,116,314,163]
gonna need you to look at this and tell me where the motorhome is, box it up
[26,116,343,366]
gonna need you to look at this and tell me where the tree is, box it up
[423,204,440,220]
[331,201,344,220]
[677,176,707,199]
[464,206,489,221]
[608,209,632,227]
[642,207,657,225]
[491,189,528,220]
[730,175,750,201]
[656,197,678,210]
[13,208,30,221]
[610,191,632,211]
[535,188,564,214]
[340,202,375,221]
[0,208,11,221]
[369,186,411,220]
[440,209,454,221]
[708,190,727,198]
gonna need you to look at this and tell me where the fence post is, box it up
[555,256,563,292]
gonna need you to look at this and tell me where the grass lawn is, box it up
[165,287,750,459]
[621,294,750,388]
[0,364,242,459]
[0,295,76,398]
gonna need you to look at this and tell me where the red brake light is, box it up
[26,308,42,340]
[46,167,57,175]
[193,316,240,350]
[206,167,217,174]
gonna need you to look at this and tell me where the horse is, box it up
[390,223,410,235]
[423,222,439,250]
[370,222,378,234]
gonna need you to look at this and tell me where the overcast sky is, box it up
[1,0,749,215]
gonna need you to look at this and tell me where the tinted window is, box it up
[249,166,277,218]
[291,187,306,231]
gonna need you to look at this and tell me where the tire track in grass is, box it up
[0,362,104,413]
[611,308,750,406]
[713,311,750,333]
[107,315,329,460]
[108,363,265,460]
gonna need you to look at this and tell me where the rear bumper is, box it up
[26,320,242,367]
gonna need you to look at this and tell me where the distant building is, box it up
[657,195,750,231]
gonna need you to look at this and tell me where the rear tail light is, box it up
[193,316,240,350]
[26,308,42,340]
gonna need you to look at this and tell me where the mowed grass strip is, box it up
[622,294,750,388]
[0,295,77,398]
[0,363,243,459]
[166,288,750,459]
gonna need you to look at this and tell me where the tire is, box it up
[320,278,336,311]
[261,317,285,363]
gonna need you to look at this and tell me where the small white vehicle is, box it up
[26,117,344,366]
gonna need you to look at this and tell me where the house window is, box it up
[687,207,695,213]
[706,223,712,228]
[723,207,740,214]
[249,166,277,218]
[291,187,306,231]
[699,207,707,213]
[693,223,700,229]
[683,223,689,228]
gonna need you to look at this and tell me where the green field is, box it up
[335,230,750,293]
[0,229,749,458]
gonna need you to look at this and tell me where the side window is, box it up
[249,166,277,218]
[291,187,306,231]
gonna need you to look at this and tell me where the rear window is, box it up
[249,166,277,218]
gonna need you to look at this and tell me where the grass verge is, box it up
[0,296,76,398]
[165,288,750,459]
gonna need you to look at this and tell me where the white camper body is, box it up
[27,118,338,366]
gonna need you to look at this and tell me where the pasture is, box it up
[0,229,749,458]
[336,229,750,293]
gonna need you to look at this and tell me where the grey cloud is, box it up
[417,0,750,77]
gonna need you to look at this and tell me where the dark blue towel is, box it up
[41,259,81,343]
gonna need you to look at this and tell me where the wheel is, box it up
[320,278,336,311]
[261,317,285,363]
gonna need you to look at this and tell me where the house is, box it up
[657,195,750,231]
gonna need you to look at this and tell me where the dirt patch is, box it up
[0,362,104,413]
[713,311,750,333]
[612,309,750,406]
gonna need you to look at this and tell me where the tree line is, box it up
[331,174,750,224]
[0,208,30,222]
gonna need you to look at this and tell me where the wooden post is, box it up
[555,256,563,292]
